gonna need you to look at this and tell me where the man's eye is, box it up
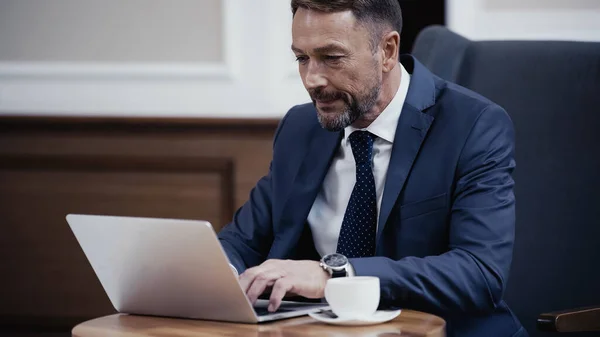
[295,56,308,64]
[324,55,343,61]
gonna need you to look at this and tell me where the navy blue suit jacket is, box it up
[218,55,527,337]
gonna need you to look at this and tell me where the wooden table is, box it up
[72,310,445,337]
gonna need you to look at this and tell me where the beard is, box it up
[309,78,381,132]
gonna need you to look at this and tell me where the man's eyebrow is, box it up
[291,45,303,53]
[291,44,348,54]
[314,44,347,54]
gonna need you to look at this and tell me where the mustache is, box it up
[309,88,348,103]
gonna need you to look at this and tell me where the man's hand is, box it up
[239,259,330,312]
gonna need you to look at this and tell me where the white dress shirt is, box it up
[307,64,411,257]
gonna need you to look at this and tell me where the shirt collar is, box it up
[344,63,411,143]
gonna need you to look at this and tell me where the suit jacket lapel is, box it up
[268,125,341,258]
[377,56,439,243]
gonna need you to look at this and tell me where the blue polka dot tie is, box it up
[336,131,377,258]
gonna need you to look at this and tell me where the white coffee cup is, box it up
[324,276,380,319]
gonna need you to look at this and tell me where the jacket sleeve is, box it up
[217,112,291,275]
[350,104,516,314]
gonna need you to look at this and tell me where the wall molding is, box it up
[0,62,233,80]
[0,115,281,133]
[0,154,235,227]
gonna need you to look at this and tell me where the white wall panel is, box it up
[0,0,223,62]
[0,0,309,117]
[447,0,600,41]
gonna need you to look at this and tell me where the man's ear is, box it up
[380,31,400,73]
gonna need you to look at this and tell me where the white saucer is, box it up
[308,309,401,326]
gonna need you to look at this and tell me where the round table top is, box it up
[72,310,445,337]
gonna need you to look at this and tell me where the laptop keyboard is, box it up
[253,306,295,316]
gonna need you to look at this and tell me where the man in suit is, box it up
[218,0,527,336]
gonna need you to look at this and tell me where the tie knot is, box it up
[348,131,375,165]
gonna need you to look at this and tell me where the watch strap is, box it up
[331,269,347,278]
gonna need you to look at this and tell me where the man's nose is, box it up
[304,61,328,90]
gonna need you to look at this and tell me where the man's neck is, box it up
[351,65,402,129]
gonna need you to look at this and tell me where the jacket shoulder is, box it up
[433,76,511,125]
[283,103,318,126]
[273,103,319,145]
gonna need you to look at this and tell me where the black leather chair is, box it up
[412,25,600,336]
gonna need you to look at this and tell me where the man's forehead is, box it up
[292,8,367,51]
[293,7,357,26]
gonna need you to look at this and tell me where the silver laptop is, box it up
[66,214,328,323]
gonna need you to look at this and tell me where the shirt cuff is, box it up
[230,263,239,277]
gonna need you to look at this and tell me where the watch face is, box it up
[324,253,348,268]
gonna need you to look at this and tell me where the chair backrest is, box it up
[410,25,470,83]
[413,26,600,336]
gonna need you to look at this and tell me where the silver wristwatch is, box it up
[319,253,351,278]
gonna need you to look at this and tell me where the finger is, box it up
[238,260,284,293]
[246,270,283,305]
[269,278,294,312]
[239,267,260,293]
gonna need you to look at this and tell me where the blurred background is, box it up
[1,1,599,337]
